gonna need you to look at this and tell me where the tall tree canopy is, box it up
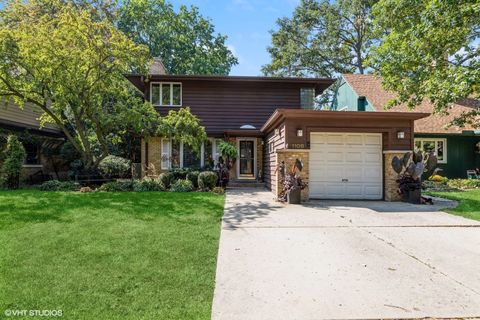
[370,0,480,125]
[262,0,378,77]
[118,0,238,75]
[0,0,157,169]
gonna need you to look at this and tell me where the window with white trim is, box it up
[160,138,224,169]
[414,138,447,163]
[150,82,182,106]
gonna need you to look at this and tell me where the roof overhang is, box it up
[261,109,431,133]
[125,74,334,95]
[224,129,263,137]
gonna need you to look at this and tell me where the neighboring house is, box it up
[0,102,64,181]
[127,66,428,201]
[330,74,480,178]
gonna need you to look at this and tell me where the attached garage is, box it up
[261,109,429,202]
[309,132,382,199]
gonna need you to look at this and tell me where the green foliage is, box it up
[370,0,480,124]
[98,180,135,192]
[118,0,238,75]
[170,179,194,192]
[217,141,237,160]
[198,171,218,191]
[262,0,378,77]
[211,187,225,195]
[0,135,26,189]
[158,172,175,189]
[446,179,480,190]
[38,180,80,192]
[159,108,207,155]
[0,0,156,170]
[98,155,131,178]
[133,178,165,192]
[186,171,200,189]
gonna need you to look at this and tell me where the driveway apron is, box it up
[212,189,480,320]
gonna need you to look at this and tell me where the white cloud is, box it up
[232,0,254,11]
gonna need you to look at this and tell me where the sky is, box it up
[169,0,300,76]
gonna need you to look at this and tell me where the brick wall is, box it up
[141,137,163,178]
[275,149,310,201]
[383,151,406,201]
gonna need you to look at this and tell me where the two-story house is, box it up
[127,65,428,201]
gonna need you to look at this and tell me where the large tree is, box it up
[370,0,479,125]
[0,0,156,170]
[118,0,238,75]
[262,0,378,77]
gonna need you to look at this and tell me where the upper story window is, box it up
[300,88,315,109]
[150,82,182,106]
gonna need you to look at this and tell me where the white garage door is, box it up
[309,133,383,200]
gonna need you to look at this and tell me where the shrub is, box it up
[186,171,200,189]
[428,175,448,184]
[133,178,165,192]
[170,168,191,180]
[38,180,79,191]
[211,186,225,195]
[98,180,134,192]
[446,179,480,190]
[159,172,175,189]
[98,155,131,178]
[1,135,26,189]
[217,141,237,159]
[170,179,194,192]
[198,171,218,190]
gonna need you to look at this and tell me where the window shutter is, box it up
[161,138,171,170]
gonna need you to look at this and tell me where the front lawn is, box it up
[429,189,480,221]
[0,190,225,319]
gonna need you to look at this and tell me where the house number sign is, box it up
[287,143,305,149]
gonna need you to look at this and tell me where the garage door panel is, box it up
[326,134,344,145]
[364,152,382,163]
[365,134,382,145]
[309,133,382,200]
[345,151,364,162]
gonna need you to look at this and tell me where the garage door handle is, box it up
[342,179,349,182]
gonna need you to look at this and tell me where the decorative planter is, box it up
[287,189,301,204]
[404,189,421,204]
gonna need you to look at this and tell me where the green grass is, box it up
[429,189,480,221]
[0,190,225,319]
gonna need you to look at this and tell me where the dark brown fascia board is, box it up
[125,74,334,92]
[261,109,431,133]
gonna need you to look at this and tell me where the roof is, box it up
[261,109,429,133]
[126,74,334,94]
[149,57,166,75]
[342,74,480,134]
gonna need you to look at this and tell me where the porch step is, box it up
[227,180,265,188]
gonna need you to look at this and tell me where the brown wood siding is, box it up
[0,103,59,132]
[149,80,310,135]
[284,118,414,150]
[263,123,285,191]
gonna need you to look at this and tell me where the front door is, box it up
[239,140,255,178]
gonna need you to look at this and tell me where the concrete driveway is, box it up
[212,189,480,320]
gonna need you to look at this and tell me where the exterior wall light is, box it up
[297,129,303,137]
[397,131,405,139]
[274,128,280,136]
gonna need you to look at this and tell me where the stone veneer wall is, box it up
[141,137,162,178]
[275,149,310,201]
[383,151,406,201]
